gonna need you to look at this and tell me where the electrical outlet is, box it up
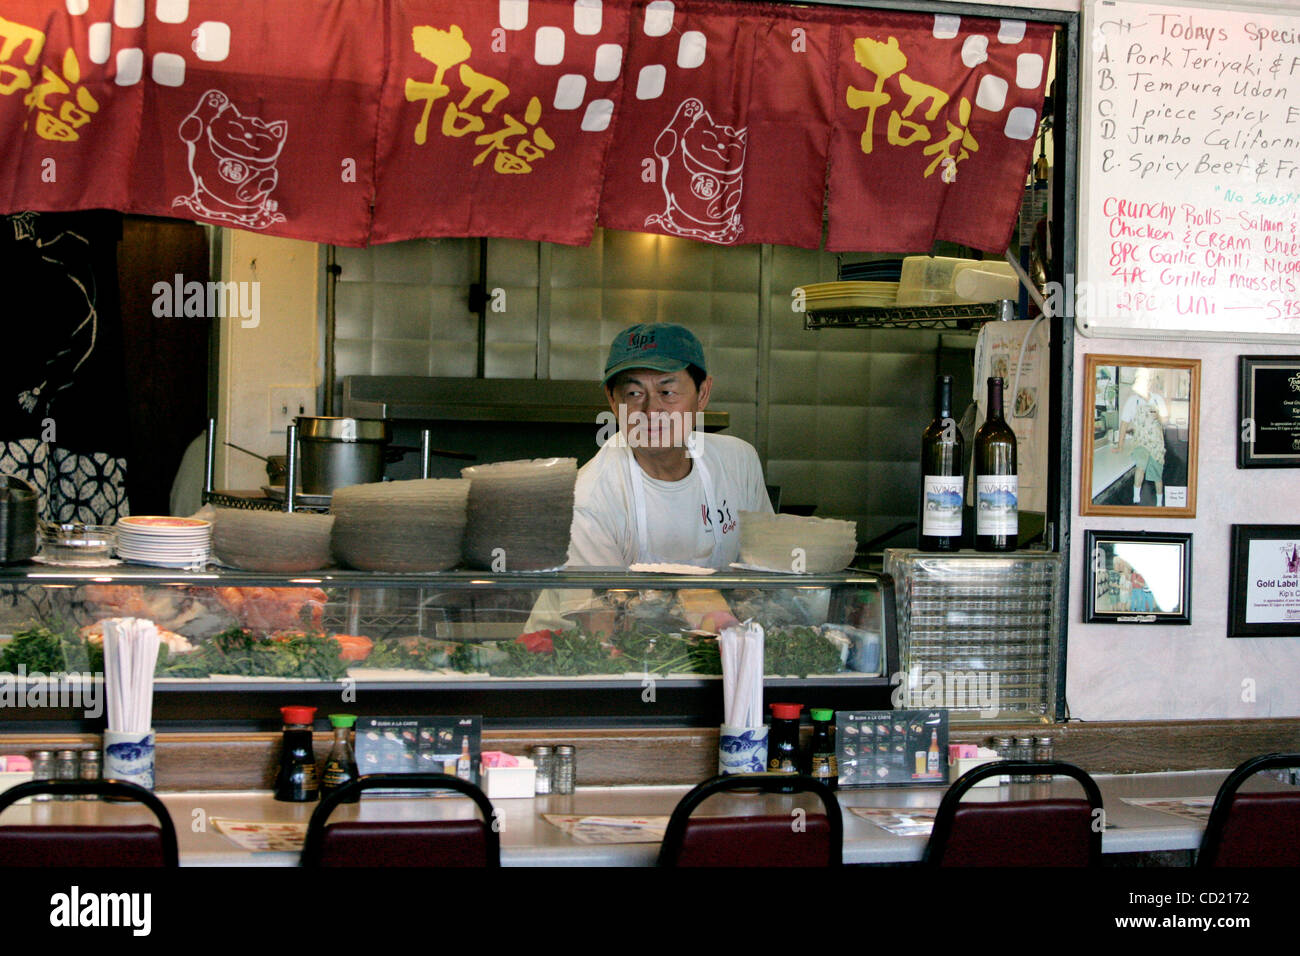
[269,386,315,433]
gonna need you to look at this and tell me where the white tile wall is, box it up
[331,229,965,547]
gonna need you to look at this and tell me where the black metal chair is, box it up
[657,773,842,867]
[0,779,179,866]
[300,773,500,867]
[923,760,1104,866]
[1197,752,1300,867]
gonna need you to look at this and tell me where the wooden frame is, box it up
[1079,354,1200,518]
[1228,524,1300,638]
[1083,529,1192,625]
[1237,355,1300,469]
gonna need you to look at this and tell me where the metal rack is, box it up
[804,301,1004,331]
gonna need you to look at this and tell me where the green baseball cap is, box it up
[603,323,707,386]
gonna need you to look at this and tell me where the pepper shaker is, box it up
[54,750,79,801]
[553,745,576,795]
[79,750,101,800]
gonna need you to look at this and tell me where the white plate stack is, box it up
[331,478,469,572]
[460,458,577,571]
[737,511,858,573]
[114,516,213,569]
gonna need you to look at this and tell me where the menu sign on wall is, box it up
[1079,0,1300,340]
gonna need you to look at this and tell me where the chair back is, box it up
[300,773,500,867]
[0,779,179,867]
[1198,752,1300,867]
[657,773,842,867]
[923,761,1103,867]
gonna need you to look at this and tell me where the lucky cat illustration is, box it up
[173,90,288,229]
[646,98,747,244]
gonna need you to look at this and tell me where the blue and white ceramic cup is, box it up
[103,729,156,790]
[718,724,769,775]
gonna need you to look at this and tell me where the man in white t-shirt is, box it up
[568,322,773,569]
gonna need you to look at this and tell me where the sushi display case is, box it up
[0,566,897,729]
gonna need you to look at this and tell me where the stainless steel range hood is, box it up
[341,376,729,430]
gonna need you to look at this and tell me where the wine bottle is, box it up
[919,375,964,551]
[974,377,1018,552]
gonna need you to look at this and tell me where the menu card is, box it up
[356,716,482,786]
[835,709,948,788]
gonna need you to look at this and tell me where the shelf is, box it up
[804,301,1003,330]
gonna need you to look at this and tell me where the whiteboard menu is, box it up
[1079,0,1300,340]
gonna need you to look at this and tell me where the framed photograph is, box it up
[1084,530,1192,625]
[1228,525,1300,637]
[1079,354,1200,517]
[1237,356,1300,468]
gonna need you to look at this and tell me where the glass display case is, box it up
[0,566,897,730]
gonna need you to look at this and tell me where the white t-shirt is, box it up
[567,432,773,569]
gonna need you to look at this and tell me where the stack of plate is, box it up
[331,479,469,572]
[795,281,899,310]
[460,458,576,570]
[115,516,212,569]
[737,512,858,573]
[211,508,334,572]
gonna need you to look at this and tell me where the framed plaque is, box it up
[1237,356,1300,469]
[1228,525,1300,638]
[1083,530,1191,625]
[1079,354,1200,518]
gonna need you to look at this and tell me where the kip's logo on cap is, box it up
[603,323,707,385]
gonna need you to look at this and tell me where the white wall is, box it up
[1066,338,1300,721]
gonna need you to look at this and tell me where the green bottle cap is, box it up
[810,708,834,722]
[328,714,357,728]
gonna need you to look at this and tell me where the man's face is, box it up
[606,368,712,449]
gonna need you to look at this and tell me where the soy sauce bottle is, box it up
[768,703,803,793]
[321,713,359,803]
[274,706,319,802]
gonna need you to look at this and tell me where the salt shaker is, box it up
[30,751,54,802]
[992,736,1014,785]
[532,746,553,795]
[553,745,576,795]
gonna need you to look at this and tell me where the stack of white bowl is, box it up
[460,458,577,570]
[738,511,858,573]
[211,508,334,572]
[331,479,470,572]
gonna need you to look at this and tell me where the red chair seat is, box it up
[0,825,169,867]
[939,799,1095,867]
[1203,792,1300,867]
[671,813,832,867]
[314,819,491,867]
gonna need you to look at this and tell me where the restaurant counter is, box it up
[1,769,1290,866]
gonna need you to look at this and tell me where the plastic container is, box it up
[896,256,1017,306]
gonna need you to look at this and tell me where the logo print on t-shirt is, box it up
[702,499,736,534]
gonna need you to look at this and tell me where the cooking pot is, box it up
[295,416,391,494]
[0,475,38,564]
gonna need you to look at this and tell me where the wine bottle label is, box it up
[922,476,964,536]
[976,475,1019,535]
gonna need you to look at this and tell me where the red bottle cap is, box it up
[280,706,317,725]
[769,703,803,720]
